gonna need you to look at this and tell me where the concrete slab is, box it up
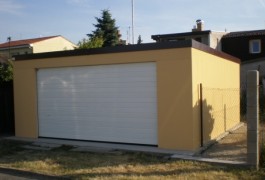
[22,145,52,151]
[32,142,62,148]
[5,136,194,155]
[5,136,249,167]
[171,154,247,166]
[71,146,115,153]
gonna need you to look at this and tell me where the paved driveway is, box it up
[201,124,247,162]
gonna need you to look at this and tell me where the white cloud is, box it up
[0,0,24,14]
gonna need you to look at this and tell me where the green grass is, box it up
[0,139,264,179]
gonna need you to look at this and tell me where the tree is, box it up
[88,10,121,47]
[77,36,104,49]
[137,35,143,44]
[0,55,13,83]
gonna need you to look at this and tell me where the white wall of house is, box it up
[33,36,77,53]
[209,32,228,51]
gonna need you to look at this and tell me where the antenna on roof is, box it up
[7,36,11,59]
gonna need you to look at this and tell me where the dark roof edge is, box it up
[151,30,211,40]
[14,40,193,61]
[14,40,240,64]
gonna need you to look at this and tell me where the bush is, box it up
[0,59,13,83]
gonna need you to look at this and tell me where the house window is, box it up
[249,39,261,54]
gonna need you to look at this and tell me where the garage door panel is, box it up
[40,98,156,106]
[39,105,157,115]
[39,90,157,99]
[38,62,157,145]
[39,109,157,121]
[39,113,157,126]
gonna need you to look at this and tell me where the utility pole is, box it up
[127,26,131,44]
[131,0,134,44]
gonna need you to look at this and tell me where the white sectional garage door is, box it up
[37,62,157,145]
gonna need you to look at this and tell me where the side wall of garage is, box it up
[13,47,195,151]
[191,48,240,149]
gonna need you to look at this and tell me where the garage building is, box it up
[13,40,240,152]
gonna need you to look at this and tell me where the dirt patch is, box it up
[201,124,247,162]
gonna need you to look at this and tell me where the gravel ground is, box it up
[201,124,247,162]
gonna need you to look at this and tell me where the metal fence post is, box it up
[200,83,203,147]
[247,70,259,170]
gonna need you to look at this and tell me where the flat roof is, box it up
[151,30,212,41]
[14,40,240,64]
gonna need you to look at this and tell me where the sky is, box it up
[0,0,265,45]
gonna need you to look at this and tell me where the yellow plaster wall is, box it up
[157,56,193,150]
[13,48,196,150]
[191,48,240,148]
[13,68,38,137]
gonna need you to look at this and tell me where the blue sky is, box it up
[0,0,265,44]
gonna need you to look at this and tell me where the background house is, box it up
[222,30,265,62]
[151,20,227,51]
[0,35,77,58]
[221,30,265,85]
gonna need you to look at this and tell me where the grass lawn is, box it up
[0,139,264,180]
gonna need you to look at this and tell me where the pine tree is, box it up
[88,10,121,47]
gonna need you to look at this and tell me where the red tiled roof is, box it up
[0,36,60,48]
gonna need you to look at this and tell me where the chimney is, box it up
[192,19,204,32]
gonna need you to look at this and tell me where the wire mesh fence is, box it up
[201,83,265,163]
[200,85,247,162]
[201,86,242,145]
